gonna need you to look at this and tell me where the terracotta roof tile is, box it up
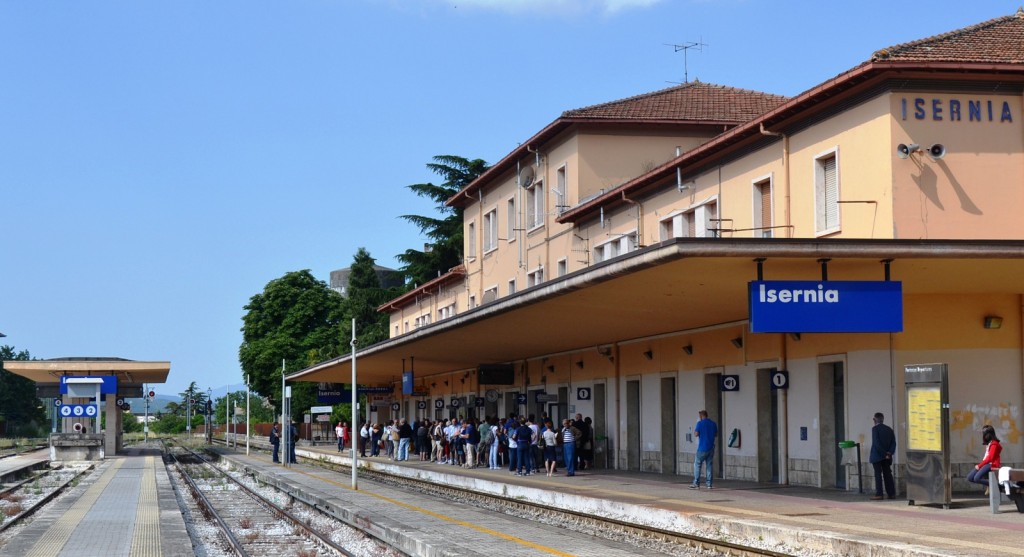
[872,8,1024,63]
[561,81,789,123]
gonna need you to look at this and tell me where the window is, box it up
[557,258,567,277]
[594,233,637,263]
[394,324,399,336]
[414,314,432,328]
[527,267,544,287]
[403,321,409,333]
[483,287,498,304]
[660,200,718,240]
[483,209,498,253]
[815,151,840,235]
[753,177,773,238]
[506,197,516,242]
[508,278,517,295]
[526,180,545,229]
[555,166,567,214]
[469,295,477,309]
[438,303,456,321]
[467,221,477,259]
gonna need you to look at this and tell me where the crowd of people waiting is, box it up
[335,413,596,476]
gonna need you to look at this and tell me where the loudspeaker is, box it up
[928,144,946,160]
[896,143,920,159]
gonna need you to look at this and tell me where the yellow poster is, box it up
[907,385,942,451]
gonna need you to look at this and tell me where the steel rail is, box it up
[168,443,357,557]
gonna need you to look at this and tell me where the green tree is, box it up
[0,346,46,436]
[178,382,207,420]
[397,155,489,286]
[239,270,345,420]
[344,247,403,347]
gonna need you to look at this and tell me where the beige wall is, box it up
[891,92,1024,239]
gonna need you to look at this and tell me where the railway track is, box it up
[166,444,399,557]
[212,439,795,557]
[0,464,93,536]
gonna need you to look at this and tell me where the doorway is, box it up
[818,360,846,488]
[703,372,723,478]
[626,379,641,471]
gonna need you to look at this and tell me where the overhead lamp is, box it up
[547,365,555,373]
[575,360,584,369]
[731,337,744,349]
[789,333,801,341]
[643,350,654,360]
[984,316,1003,330]
[682,344,693,355]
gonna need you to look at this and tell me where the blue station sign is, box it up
[749,281,903,333]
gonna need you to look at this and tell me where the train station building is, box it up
[290,10,1024,493]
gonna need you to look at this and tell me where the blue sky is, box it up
[1,1,1013,398]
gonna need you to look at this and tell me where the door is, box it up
[660,377,677,474]
[703,372,723,478]
[818,360,846,488]
[626,379,641,471]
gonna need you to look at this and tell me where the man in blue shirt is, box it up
[690,410,718,490]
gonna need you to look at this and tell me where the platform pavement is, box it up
[0,444,192,557]
[256,441,1024,557]
[0,449,50,483]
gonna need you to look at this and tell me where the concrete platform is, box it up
[0,444,192,557]
[0,449,49,484]
[267,442,1024,557]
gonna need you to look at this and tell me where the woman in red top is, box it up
[967,425,1002,490]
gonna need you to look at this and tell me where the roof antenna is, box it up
[665,38,707,83]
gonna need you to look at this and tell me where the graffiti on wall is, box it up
[951,403,1021,454]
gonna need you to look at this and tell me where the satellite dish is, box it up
[519,166,535,188]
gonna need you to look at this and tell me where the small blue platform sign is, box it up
[58,404,97,418]
[577,387,591,401]
[450,397,461,408]
[771,370,789,390]
[434,399,444,410]
[475,397,486,408]
[720,375,740,392]
[516,393,527,405]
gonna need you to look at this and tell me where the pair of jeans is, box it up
[489,442,498,468]
[271,442,280,463]
[693,449,713,487]
[516,443,532,474]
[397,438,410,460]
[563,442,576,475]
[508,445,518,472]
[465,443,477,467]
[967,463,993,486]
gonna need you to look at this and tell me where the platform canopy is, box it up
[3,357,171,392]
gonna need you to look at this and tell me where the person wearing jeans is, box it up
[561,419,578,477]
[690,410,718,489]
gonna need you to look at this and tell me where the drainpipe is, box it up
[621,192,643,247]
[760,123,791,238]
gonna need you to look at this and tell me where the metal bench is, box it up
[990,467,1024,513]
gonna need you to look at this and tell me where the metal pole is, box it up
[351,317,358,490]
[187,393,192,442]
[144,384,149,442]
[206,388,212,444]
[282,359,288,468]
[246,381,250,456]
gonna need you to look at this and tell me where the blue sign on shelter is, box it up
[749,281,903,333]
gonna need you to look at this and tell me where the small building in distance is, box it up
[329,265,404,297]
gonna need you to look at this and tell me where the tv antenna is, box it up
[666,39,707,83]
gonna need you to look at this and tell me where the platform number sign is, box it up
[720,375,740,392]
[771,370,790,390]
[54,399,63,408]
[450,397,461,408]
[59,404,97,418]
[434,399,444,410]
[576,387,591,401]
[391,403,400,412]
[417,401,427,410]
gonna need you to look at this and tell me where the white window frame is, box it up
[593,231,637,263]
[467,220,477,260]
[555,165,567,214]
[659,210,687,241]
[508,278,517,295]
[483,208,498,253]
[527,266,544,287]
[556,257,568,277]
[469,295,477,309]
[752,174,774,238]
[506,197,516,243]
[438,303,456,321]
[814,148,841,236]
[526,180,545,231]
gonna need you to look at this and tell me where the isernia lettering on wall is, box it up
[748,281,903,333]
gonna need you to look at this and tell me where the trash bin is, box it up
[838,440,863,493]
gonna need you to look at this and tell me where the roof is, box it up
[2,358,172,386]
[872,8,1024,63]
[447,82,787,208]
[379,265,466,312]
[559,9,1024,223]
[562,81,789,123]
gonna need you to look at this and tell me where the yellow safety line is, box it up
[279,456,576,557]
[130,456,161,557]
[25,459,126,557]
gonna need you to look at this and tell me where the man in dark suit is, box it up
[869,412,897,500]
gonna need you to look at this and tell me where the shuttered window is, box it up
[756,180,773,238]
[815,152,840,234]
